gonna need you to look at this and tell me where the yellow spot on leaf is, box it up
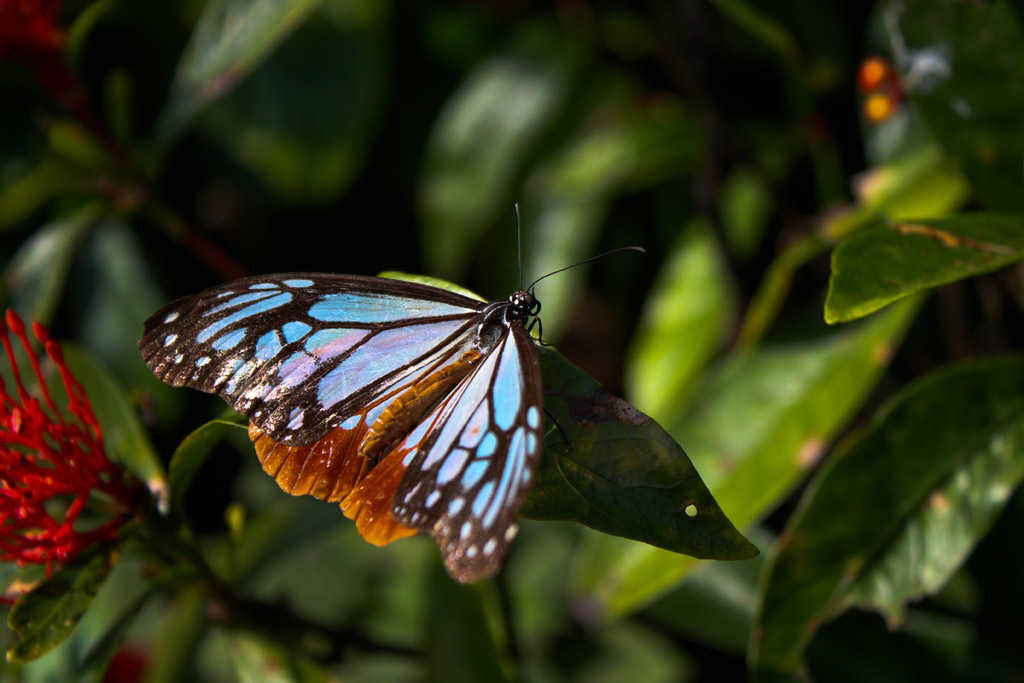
[873,341,893,365]
[929,490,950,514]
[796,438,824,468]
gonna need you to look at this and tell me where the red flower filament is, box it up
[0,310,134,577]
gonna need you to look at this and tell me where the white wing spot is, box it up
[164,311,180,323]
[483,538,497,556]
[504,524,518,542]
[466,545,478,558]
[426,490,441,508]
[173,353,183,364]
[163,334,178,346]
[403,482,422,504]
[527,405,540,429]
[448,497,465,515]
[196,356,210,367]
[460,521,472,540]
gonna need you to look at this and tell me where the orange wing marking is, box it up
[248,348,486,547]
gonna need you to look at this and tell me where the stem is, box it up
[145,202,250,281]
[206,590,419,663]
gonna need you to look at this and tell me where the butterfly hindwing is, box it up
[139,273,487,445]
[390,322,543,582]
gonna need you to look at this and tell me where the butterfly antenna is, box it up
[526,245,646,291]
[515,203,524,291]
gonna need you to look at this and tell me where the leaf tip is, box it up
[147,476,170,515]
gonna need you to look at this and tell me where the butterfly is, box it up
[139,273,546,582]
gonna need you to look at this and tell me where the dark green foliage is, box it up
[2,0,1024,681]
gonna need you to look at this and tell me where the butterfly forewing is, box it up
[390,322,543,582]
[139,273,487,445]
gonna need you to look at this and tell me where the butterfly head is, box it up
[506,289,540,325]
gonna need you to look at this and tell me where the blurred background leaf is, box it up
[752,355,1024,677]
[2,0,1024,681]
[418,20,586,279]
[158,0,325,144]
[626,218,736,421]
[197,0,388,203]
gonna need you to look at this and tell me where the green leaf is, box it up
[228,631,330,683]
[719,167,773,260]
[158,0,324,143]
[59,345,168,512]
[425,566,511,683]
[626,219,737,422]
[825,214,1024,323]
[47,119,113,173]
[143,587,208,683]
[751,355,1024,677]
[3,207,96,323]
[522,94,700,339]
[521,346,757,562]
[379,271,487,302]
[64,0,117,68]
[573,297,920,619]
[199,0,387,202]
[737,233,827,347]
[418,22,585,277]
[0,159,69,231]
[708,0,800,63]
[75,585,155,683]
[564,621,692,683]
[640,527,771,655]
[168,418,248,519]
[849,144,969,222]
[881,0,1024,210]
[6,546,117,663]
[73,217,171,391]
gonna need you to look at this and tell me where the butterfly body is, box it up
[140,273,544,581]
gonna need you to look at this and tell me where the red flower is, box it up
[0,0,137,179]
[0,0,65,60]
[0,310,136,588]
[0,0,90,120]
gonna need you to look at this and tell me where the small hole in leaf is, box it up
[684,504,697,518]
